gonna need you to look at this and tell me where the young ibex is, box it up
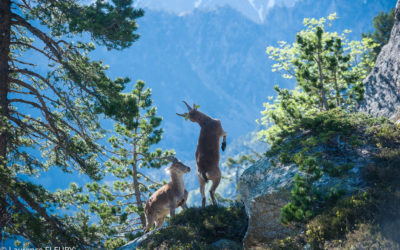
[143,156,190,232]
[177,101,227,207]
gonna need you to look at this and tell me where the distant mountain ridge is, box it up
[133,0,302,23]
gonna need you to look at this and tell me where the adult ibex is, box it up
[177,101,227,207]
[143,156,190,232]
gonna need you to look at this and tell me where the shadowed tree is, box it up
[362,8,395,63]
[0,0,143,247]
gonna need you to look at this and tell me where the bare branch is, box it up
[11,13,63,61]
[137,171,162,185]
[9,98,44,110]
[8,116,56,143]
[10,78,89,139]
[110,201,139,207]
[11,58,36,66]
[10,41,56,61]
[111,193,135,198]
[11,14,105,99]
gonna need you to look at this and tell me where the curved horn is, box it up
[176,113,187,117]
[183,101,193,111]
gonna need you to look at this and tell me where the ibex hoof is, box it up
[221,142,226,151]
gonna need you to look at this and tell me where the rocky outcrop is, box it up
[238,159,296,248]
[239,144,376,249]
[359,0,400,122]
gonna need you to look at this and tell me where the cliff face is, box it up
[359,0,400,122]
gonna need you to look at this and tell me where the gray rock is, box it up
[359,0,400,122]
[210,239,242,250]
[238,144,376,249]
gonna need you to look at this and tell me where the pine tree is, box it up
[79,80,174,247]
[362,8,395,62]
[259,14,378,224]
[267,13,377,113]
[0,0,143,246]
[56,81,173,248]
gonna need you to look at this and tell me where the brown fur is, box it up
[143,157,190,232]
[177,102,227,207]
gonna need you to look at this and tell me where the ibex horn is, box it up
[183,101,193,111]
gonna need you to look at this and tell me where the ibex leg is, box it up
[198,175,206,208]
[181,189,188,209]
[155,217,165,229]
[144,214,155,232]
[209,176,221,206]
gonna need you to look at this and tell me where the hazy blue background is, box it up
[35,0,398,204]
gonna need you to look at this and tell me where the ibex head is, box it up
[165,156,191,174]
[176,101,200,122]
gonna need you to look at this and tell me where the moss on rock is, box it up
[137,203,248,249]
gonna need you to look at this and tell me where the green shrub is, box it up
[138,203,248,249]
[170,203,248,243]
[139,225,207,250]
[329,224,399,249]
[269,235,305,250]
[277,109,375,224]
[305,187,400,249]
[271,112,400,248]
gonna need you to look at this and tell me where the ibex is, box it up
[177,101,227,207]
[143,156,190,232]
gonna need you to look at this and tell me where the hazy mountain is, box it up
[133,0,302,23]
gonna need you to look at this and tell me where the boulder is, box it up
[359,0,400,123]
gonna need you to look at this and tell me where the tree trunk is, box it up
[0,0,11,241]
[132,152,146,228]
[317,47,328,110]
[0,0,10,165]
[334,69,340,107]
[132,93,146,228]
